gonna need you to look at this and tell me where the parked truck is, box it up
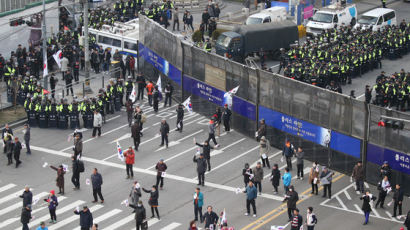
[215,21,298,62]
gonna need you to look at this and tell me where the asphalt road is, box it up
[0,95,408,230]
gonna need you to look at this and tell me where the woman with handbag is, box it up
[129,200,147,230]
[143,185,160,219]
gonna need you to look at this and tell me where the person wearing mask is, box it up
[193,153,207,186]
[320,167,334,199]
[91,168,104,204]
[175,103,184,132]
[188,220,197,230]
[352,161,365,193]
[375,175,390,209]
[282,167,292,193]
[159,119,170,148]
[308,162,320,195]
[142,185,160,219]
[21,204,32,230]
[23,123,31,154]
[245,181,257,217]
[13,137,22,168]
[290,208,303,230]
[295,147,305,180]
[360,191,377,225]
[259,136,270,168]
[284,185,299,222]
[155,159,168,189]
[270,164,281,194]
[44,190,58,224]
[393,184,404,218]
[50,165,65,195]
[129,181,142,209]
[306,207,317,230]
[242,163,253,190]
[253,162,264,195]
[129,200,146,230]
[282,140,294,171]
[131,121,141,151]
[73,206,93,230]
[123,147,135,179]
[203,206,219,229]
[222,104,232,132]
[196,140,213,171]
[207,118,219,147]
[193,187,204,222]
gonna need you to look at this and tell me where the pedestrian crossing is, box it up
[0,183,183,230]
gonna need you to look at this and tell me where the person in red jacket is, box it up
[124,147,135,179]
[146,81,154,106]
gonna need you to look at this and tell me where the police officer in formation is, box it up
[282,23,410,94]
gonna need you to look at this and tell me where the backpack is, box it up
[77,160,85,173]
[141,114,147,123]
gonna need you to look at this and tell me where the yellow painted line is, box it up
[241,174,345,230]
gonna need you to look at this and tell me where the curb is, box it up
[0,117,28,130]
[0,0,57,18]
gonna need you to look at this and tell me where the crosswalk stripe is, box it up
[15,200,85,230]
[0,183,16,193]
[132,218,160,230]
[0,192,49,216]
[73,209,122,230]
[0,190,24,205]
[161,222,182,230]
[372,206,381,217]
[101,214,135,230]
[49,204,103,230]
[0,196,67,229]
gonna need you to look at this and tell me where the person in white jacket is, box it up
[306,206,317,230]
[92,110,103,137]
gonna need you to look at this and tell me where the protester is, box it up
[393,184,404,218]
[159,119,170,148]
[375,176,390,209]
[308,162,320,195]
[282,167,292,194]
[20,185,33,207]
[143,185,160,219]
[196,140,213,171]
[242,163,253,190]
[193,187,204,222]
[13,137,22,168]
[73,134,83,159]
[5,134,13,165]
[380,161,392,180]
[176,103,184,132]
[131,121,141,151]
[188,220,197,230]
[129,200,146,230]
[50,165,65,194]
[44,190,58,224]
[21,204,32,230]
[91,168,104,204]
[306,207,317,230]
[123,147,135,179]
[129,181,142,208]
[404,210,410,230]
[295,147,304,180]
[320,167,334,199]
[74,206,93,230]
[285,185,299,222]
[155,159,167,189]
[23,123,31,154]
[270,164,281,194]
[203,206,219,229]
[253,162,264,195]
[360,191,377,225]
[352,161,365,193]
[222,104,232,132]
[282,140,294,171]
[259,136,270,168]
[256,119,266,141]
[92,110,102,137]
[290,208,303,230]
[72,155,83,190]
[36,221,48,230]
[207,118,219,147]
[245,181,257,217]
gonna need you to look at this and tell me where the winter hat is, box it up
[50,190,55,195]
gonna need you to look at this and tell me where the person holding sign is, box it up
[196,140,214,171]
[193,154,207,186]
[259,136,270,168]
[155,159,168,189]
[375,176,390,209]
[50,165,65,195]
[91,168,104,204]
[308,162,320,195]
[193,188,204,222]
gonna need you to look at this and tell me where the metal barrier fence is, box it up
[138,16,410,193]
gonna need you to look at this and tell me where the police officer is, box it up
[204,38,211,52]
[48,99,58,128]
[278,48,288,74]
[115,80,124,110]
[69,99,80,129]
[38,98,49,128]
[136,72,146,101]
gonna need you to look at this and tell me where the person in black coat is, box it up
[360,191,377,225]
[143,186,160,219]
[270,164,281,194]
[91,168,104,203]
[290,208,303,230]
[393,184,404,217]
[2,123,13,153]
[20,186,33,207]
[129,200,146,230]
[4,134,13,165]
[193,154,207,186]
[13,137,22,168]
[71,156,81,189]
[404,210,410,230]
[21,204,32,230]
[202,206,219,229]
[159,119,169,148]
[222,104,232,132]
[284,185,299,222]
[153,86,160,112]
[380,161,392,180]
[74,206,93,230]
[242,163,253,189]
[196,140,213,171]
[175,104,184,132]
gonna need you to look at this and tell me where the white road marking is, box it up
[264,159,297,179]
[132,218,160,230]
[16,200,85,230]
[210,138,246,157]
[49,204,103,230]
[320,183,355,206]
[72,209,122,230]
[146,146,198,170]
[357,94,365,99]
[336,195,348,210]
[155,130,203,152]
[101,214,134,230]
[372,206,381,218]
[344,190,352,200]
[364,182,369,188]
[31,145,282,201]
[250,150,282,169]
[0,192,48,217]
[291,167,310,179]
[106,115,121,122]
[161,222,182,230]
[0,190,25,205]
[354,204,363,213]
[0,183,16,193]
[270,64,280,69]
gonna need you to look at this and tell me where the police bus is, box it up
[85,18,139,60]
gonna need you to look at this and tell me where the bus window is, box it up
[112,39,121,47]
[124,41,137,51]
[99,36,113,45]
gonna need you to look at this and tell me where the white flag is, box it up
[156,75,162,93]
[43,55,48,78]
[183,96,193,114]
[129,84,137,102]
[116,141,125,162]
[53,50,62,68]
[221,208,227,224]
[224,85,240,98]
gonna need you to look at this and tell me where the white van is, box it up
[306,3,357,36]
[245,7,287,25]
[355,8,397,31]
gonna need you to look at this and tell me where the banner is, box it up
[53,50,62,68]
[138,43,181,85]
[259,106,331,146]
[330,131,361,159]
[367,143,410,175]
[183,75,225,107]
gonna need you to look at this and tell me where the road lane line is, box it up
[344,190,352,200]
[146,146,198,170]
[336,195,348,210]
[250,150,281,169]
[106,115,121,122]
[161,222,182,230]
[101,214,134,230]
[0,183,16,193]
[0,192,49,216]
[320,183,355,206]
